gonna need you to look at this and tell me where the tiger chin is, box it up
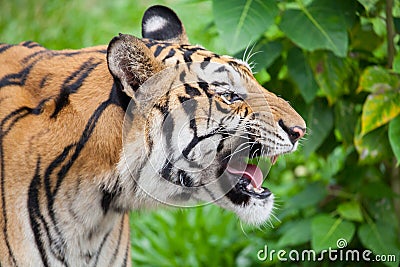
[0,5,305,267]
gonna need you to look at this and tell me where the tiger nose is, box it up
[278,119,306,144]
[289,126,305,143]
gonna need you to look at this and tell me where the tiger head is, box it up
[107,6,306,225]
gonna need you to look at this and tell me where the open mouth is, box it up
[225,143,280,200]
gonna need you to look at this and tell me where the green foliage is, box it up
[213,0,279,54]
[311,215,355,253]
[1,0,400,266]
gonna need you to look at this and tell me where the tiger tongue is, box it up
[226,163,264,189]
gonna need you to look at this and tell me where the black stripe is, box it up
[179,70,186,83]
[28,158,51,267]
[46,97,112,213]
[144,40,160,48]
[197,82,213,128]
[153,45,164,57]
[200,57,211,69]
[21,49,50,64]
[214,66,227,73]
[39,74,51,88]
[184,84,201,97]
[197,82,212,97]
[160,160,173,181]
[183,50,193,62]
[101,185,121,214]
[122,242,129,267]
[0,101,49,266]
[22,41,42,48]
[21,48,106,65]
[51,58,101,118]
[0,44,13,54]
[39,97,113,263]
[92,230,111,267]
[179,95,198,159]
[0,63,34,88]
[162,49,176,62]
[109,217,125,265]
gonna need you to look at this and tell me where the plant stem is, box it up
[386,0,395,68]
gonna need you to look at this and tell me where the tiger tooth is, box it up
[270,155,278,165]
[254,187,264,194]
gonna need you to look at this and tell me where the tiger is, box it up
[0,5,306,267]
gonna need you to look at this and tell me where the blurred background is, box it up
[1,0,399,266]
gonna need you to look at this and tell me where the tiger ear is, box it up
[107,34,164,98]
[142,5,189,44]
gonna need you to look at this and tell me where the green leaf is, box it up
[319,146,352,179]
[213,0,279,54]
[350,21,382,54]
[389,115,400,164]
[311,215,355,253]
[361,181,398,200]
[286,182,327,210]
[364,198,399,233]
[394,52,400,74]
[361,90,400,135]
[358,222,400,267]
[357,0,381,14]
[309,51,352,104]
[358,66,397,93]
[287,47,318,103]
[303,99,334,156]
[355,123,393,164]
[334,100,358,145]
[277,219,311,247]
[280,0,354,57]
[337,201,363,222]
[235,40,283,73]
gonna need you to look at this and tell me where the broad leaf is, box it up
[213,0,279,54]
[361,89,400,136]
[389,115,400,164]
[355,123,393,164]
[350,21,382,54]
[286,182,327,210]
[309,51,352,104]
[358,66,397,93]
[311,215,355,253]
[277,219,311,247]
[394,52,400,74]
[357,0,382,14]
[319,146,352,179]
[334,100,358,145]
[361,181,398,200]
[358,222,400,267]
[303,99,334,156]
[287,47,318,103]
[337,201,363,222]
[280,0,355,57]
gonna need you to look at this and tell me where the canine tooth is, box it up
[270,155,279,165]
[254,187,264,194]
